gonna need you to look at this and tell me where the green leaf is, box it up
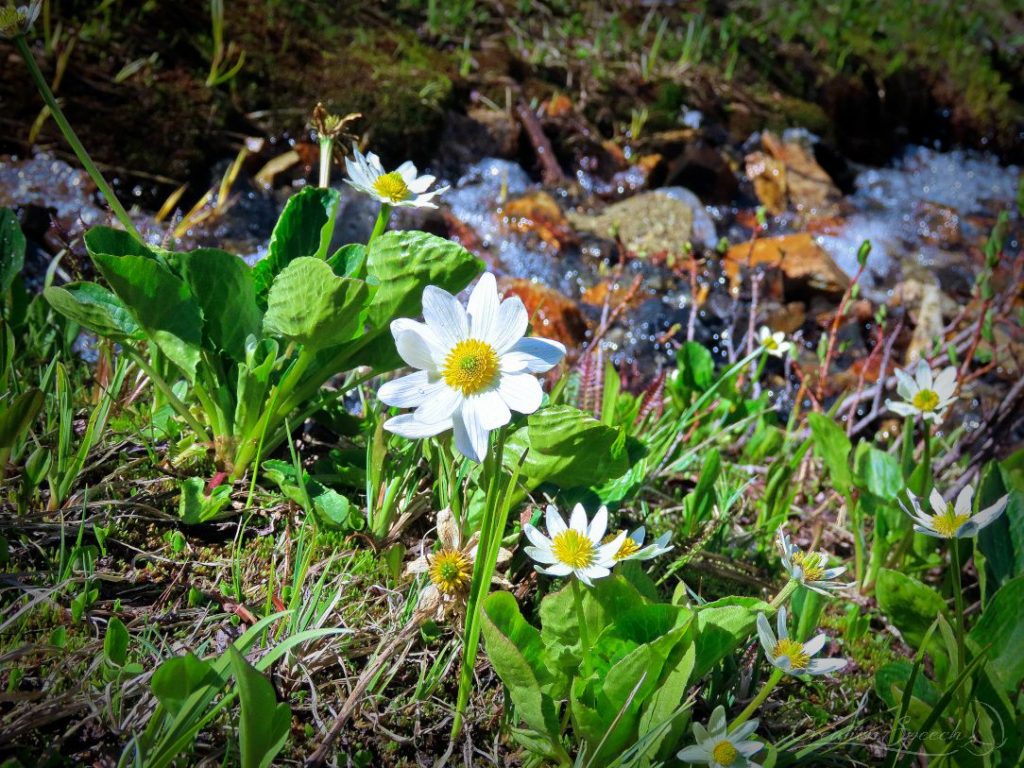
[43,282,142,341]
[178,477,234,524]
[234,338,280,439]
[327,243,367,277]
[675,341,714,392]
[228,646,292,768]
[0,389,43,448]
[873,660,940,712]
[875,568,949,650]
[480,592,563,745]
[150,652,224,718]
[808,412,852,494]
[91,253,202,381]
[85,226,159,261]
[103,616,129,666]
[855,444,902,501]
[252,187,341,307]
[692,596,771,679]
[174,249,261,361]
[262,257,369,350]
[504,404,632,488]
[0,208,26,297]
[966,574,1024,694]
[638,642,695,760]
[364,231,483,329]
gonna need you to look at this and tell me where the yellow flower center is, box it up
[931,506,970,538]
[428,550,472,594]
[773,638,810,672]
[551,529,596,569]
[711,740,739,766]
[0,8,20,32]
[372,171,411,203]
[442,338,500,395]
[763,336,779,350]
[911,388,940,412]
[791,551,825,582]
[604,531,640,561]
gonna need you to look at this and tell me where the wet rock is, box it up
[498,277,590,349]
[763,301,807,334]
[653,187,718,249]
[567,193,694,259]
[580,278,649,311]
[912,200,962,247]
[500,191,576,250]
[467,107,521,158]
[748,131,841,217]
[662,142,739,203]
[891,280,960,319]
[745,151,788,215]
[724,233,851,297]
[901,282,946,363]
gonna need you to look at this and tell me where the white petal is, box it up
[378,370,441,408]
[422,285,469,349]
[954,485,974,518]
[962,494,1009,536]
[806,658,847,675]
[933,367,957,399]
[802,634,827,656]
[756,613,776,653]
[488,295,529,353]
[452,404,489,463]
[588,506,608,544]
[676,745,708,762]
[467,273,500,342]
[395,160,417,182]
[391,317,446,371]
[383,413,451,439]
[887,400,917,417]
[501,336,566,373]
[595,530,627,565]
[497,372,543,414]
[776,606,789,640]
[523,523,551,549]
[731,719,760,741]
[894,368,916,399]
[464,390,511,432]
[524,545,558,564]
[414,385,462,424]
[407,174,436,194]
[568,503,588,534]
[737,739,764,757]
[708,706,727,735]
[913,524,941,537]
[538,563,573,577]
[928,488,947,517]
[631,527,647,546]
[546,505,567,537]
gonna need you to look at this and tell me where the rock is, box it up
[764,301,807,334]
[580,278,647,310]
[466,107,521,157]
[568,192,694,259]
[498,277,590,348]
[500,191,576,250]
[913,200,962,247]
[904,282,945,364]
[653,187,718,248]
[754,131,841,216]
[745,151,788,215]
[724,233,851,296]
[663,142,739,203]
[891,280,960,319]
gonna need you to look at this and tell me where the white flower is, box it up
[605,526,674,562]
[377,272,565,462]
[756,607,846,676]
[777,528,848,596]
[523,504,626,586]
[756,326,792,359]
[886,360,957,422]
[901,485,1009,539]
[677,705,763,768]
[0,1,41,38]
[344,145,448,208]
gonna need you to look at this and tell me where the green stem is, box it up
[950,541,967,679]
[848,492,865,589]
[572,577,592,676]
[123,347,209,441]
[729,668,783,733]
[14,34,140,240]
[318,137,333,188]
[368,203,392,245]
[769,579,798,611]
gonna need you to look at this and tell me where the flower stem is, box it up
[318,137,334,188]
[769,579,798,611]
[368,203,391,245]
[572,577,592,676]
[14,34,140,240]
[950,541,967,679]
[730,668,783,733]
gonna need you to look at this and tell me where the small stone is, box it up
[568,192,695,259]
[498,277,590,348]
[724,233,851,296]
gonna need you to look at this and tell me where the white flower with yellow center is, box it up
[901,486,1009,540]
[0,1,40,38]
[523,504,627,586]
[777,529,848,596]
[886,360,957,423]
[377,272,566,462]
[756,326,792,359]
[603,526,674,562]
[676,706,763,768]
[344,145,448,208]
[756,608,846,676]
[406,508,511,621]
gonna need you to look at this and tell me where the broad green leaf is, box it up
[854,444,902,501]
[977,456,1024,589]
[234,338,280,439]
[0,208,26,297]
[692,596,771,679]
[327,243,367,277]
[364,231,482,329]
[675,341,714,392]
[44,282,142,341]
[505,404,632,488]
[92,253,202,380]
[808,412,852,494]
[150,652,223,717]
[178,477,234,524]
[0,389,43,448]
[103,616,129,666]
[481,592,563,744]
[174,249,261,361]
[228,646,292,768]
[84,226,159,261]
[638,642,695,760]
[252,187,341,306]
[262,257,369,350]
[875,568,948,650]
[966,574,1024,694]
